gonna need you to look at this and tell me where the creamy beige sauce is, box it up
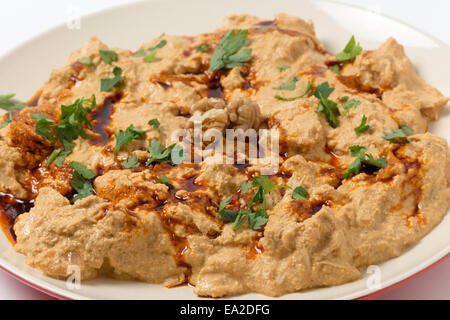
[0,13,449,297]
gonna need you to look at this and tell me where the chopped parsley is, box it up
[314,82,339,128]
[273,76,299,91]
[121,153,140,169]
[339,96,349,102]
[53,140,76,167]
[134,40,167,62]
[46,149,61,166]
[100,67,124,92]
[114,125,145,157]
[146,139,185,165]
[0,93,26,111]
[335,35,362,62]
[382,126,414,144]
[78,57,94,66]
[274,81,313,101]
[219,176,290,231]
[354,115,369,136]
[342,145,387,179]
[148,118,161,131]
[314,82,334,99]
[292,186,309,200]
[342,99,361,115]
[34,96,96,166]
[218,196,238,222]
[277,65,291,71]
[195,43,210,52]
[154,174,173,188]
[329,64,340,74]
[209,29,252,72]
[236,209,268,231]
[32,113,56,142]
[69,161,95,202]
[99,49,118,65]
[0,112,13,129]
[316,96,340,128]
[133,49,147,58]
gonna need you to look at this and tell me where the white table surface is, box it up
[0,0,448,300]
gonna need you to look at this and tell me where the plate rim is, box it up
[0,0,448,300]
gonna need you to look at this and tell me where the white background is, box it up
[0,0,448,300]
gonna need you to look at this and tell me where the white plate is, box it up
[0,0,449,300]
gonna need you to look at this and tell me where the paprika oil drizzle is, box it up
[0,193,34,244]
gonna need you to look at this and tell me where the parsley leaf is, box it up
[100,67,124,92]
[99,49,118,65]
[277,65,291,71]
[231,209,269,231]
[135,40,167,62]
[153,40,167,49]
[316,95,340,128]
[330,64,340,74]
[232,209,251,231]
[195,43,210,52]
[314,82,335,99]
[342,145,387,179]
[292,186,309,200]
[154,174,173,188]
[247,209,269,231]
[133,49,147,58]
[144,50,158,63]
[0,93,26,112]
[209,29,252,72]
[146,139,185,165]
[46,149,61,166]
[354,115,370,136]
[240,181,254,195]
[365,153,387,169]
[313,82,340,128]
[221,176,290,232]
[273,77,299,91]
[400,125,414,136]
[121,153,140,169]
[382,126,414,144]
[343,99,361,115]
[252,176,289,195]
[148,118,161,131]
[32,113,56,142]
[32,97,95,166]
[114,125,145,157]
[70,161,95,179]
[0,112,13,129]
[53,140,75,167]
[218,195,239,222]
[78,57,94,66]
[69,161,95,202]
[219,195,233,212]
[335,35,363,62]
[53,97,94,166]
[349,145,367,158]
[274,81,313,101]
[342,157,362,180]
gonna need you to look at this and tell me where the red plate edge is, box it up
[356,253,450,300]
[1,253,449,300]
[0,264,69,300]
